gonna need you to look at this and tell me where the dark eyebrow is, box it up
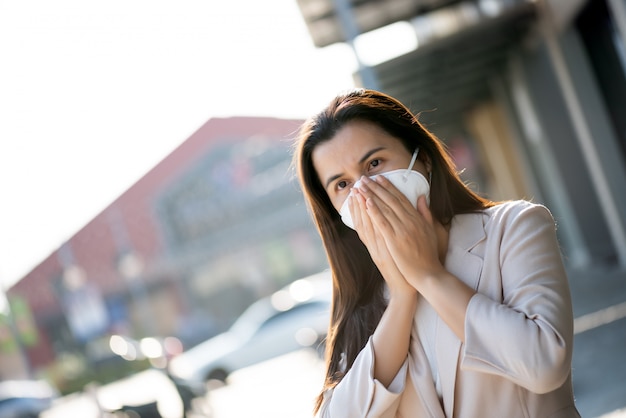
[324,147,386,189]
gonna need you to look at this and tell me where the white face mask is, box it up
[339,148,430,230]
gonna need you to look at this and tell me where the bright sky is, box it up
[0,0,358,290]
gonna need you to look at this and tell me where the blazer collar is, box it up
[448,211,488,253]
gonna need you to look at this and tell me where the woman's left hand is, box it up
[357,174,475,343]
[357,175,445,288]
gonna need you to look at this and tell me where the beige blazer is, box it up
[319,201,580,418]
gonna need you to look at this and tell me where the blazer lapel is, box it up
[437,212,486,416]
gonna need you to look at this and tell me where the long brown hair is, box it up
[293,89,494,413]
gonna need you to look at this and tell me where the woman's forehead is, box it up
[311,121,408,185]
[313,121,400,161]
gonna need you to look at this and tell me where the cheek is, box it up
[335,189,355,215]
[324,191,344,215]
[331,196,343,214]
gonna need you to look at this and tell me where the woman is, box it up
[293,89,580,417]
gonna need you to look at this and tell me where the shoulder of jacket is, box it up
[485,199,554,227]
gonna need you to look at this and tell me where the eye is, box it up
[337,180,348,190]
[368,159,381,171]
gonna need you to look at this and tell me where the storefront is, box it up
[297,0,626,268]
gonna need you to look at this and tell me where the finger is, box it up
[350,191,365,231]
[364,193,397,234]
[357,179,402,223]
[374,175,413,205]
[360,180,419,235]
[363,175,415,218]
[352,190,376,241]
[349,194,371,245]
[353,190,396,268]
[367,188,429,252]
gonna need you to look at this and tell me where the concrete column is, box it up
[537,0,626,267]
[508,57,592,267]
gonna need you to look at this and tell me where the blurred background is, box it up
[1,0,625,417]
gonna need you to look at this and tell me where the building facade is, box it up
[4,117,329,385]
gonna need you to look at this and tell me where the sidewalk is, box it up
[567,265,626,417]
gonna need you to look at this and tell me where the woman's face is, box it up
[312,120,429,212]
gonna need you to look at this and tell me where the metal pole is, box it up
[607,0,626,51]
[333,0,380,90]
[537,0,626,267]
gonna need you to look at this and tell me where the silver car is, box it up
[0,379,59,418]
[167,271,331,386]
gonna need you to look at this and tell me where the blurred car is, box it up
[167,270,332,387]
[0,379,59,418]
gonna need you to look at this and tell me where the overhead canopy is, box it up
[373,2,536,128]
[296,0,538,131]
[296,0,466,48]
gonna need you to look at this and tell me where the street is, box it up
[41,335,626,418]
[41,348,325,418]
[208,348,324,418]
[42,266,626,418]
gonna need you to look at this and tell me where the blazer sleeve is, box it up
[318,337,408,418]
[461,201,574,394]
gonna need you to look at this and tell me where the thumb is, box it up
[417,195,432,223]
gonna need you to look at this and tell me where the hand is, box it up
[357,176,475,343]
[357,175,445,291]
[348,186,415,298]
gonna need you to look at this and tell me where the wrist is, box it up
[409,265,448,293]
[388,286,418,308]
